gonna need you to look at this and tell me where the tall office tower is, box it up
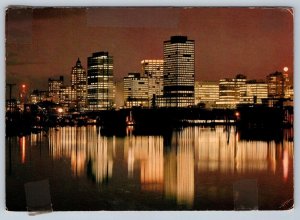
[48,76,64,103]
[87,52,115,111]
[194,81,219,108]
[217,74,246,108]
[239,80,268,104]
[163,36,195,107]
[141,59,164,107]
[123,73,149,108]
[267,71,289,98]
[71,58,87,111]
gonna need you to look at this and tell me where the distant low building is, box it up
[266,71,289,98]
[239,80,268,104]
[123,73,149,108]
[216,74,247,108]
[194,81,219,108]
[30,90,50,104]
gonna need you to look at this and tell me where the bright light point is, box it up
[22,84,26,88]
[57,108,63,113]
[235,112,240,117]
[283,67,288,72]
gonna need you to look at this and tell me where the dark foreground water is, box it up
[6,125,293,211]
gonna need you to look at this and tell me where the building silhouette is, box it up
[123,73,149,108]
[141,59,164,107]
[71,58,87,111]
[163,36,195,107]
[87,52,115,110]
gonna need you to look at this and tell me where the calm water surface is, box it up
[6,126,293,210]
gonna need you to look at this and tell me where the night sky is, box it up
[6,7,293,98]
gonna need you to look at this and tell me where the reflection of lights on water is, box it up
[30,133,37,145]
[126,126,133,136]
[283,148,289,182]
[128,148,135,178]
[45,125,293,207]
[163,128,195,207]
[19,137,26,164]
[48,126,115,182]
[194,127,291,174]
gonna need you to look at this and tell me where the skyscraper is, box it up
[141,59,164,107]
[87,52,115,111]
[163,36,195,107]
[71,58,87,111]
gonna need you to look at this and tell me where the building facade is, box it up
[163,36,195,107]
[194,81,219,108]
[48,76,64,103]
[30,90,50,104]
[141,59,164,107]
[71,58,87,111]
[239,80,268,104]
[217,74,247,108]
[87,52,115,110]
[123,73,149,108]
[60,85,76,111]
[267,71,289,98]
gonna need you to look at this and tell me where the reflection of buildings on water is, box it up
[194,126,294,181]
[124,135,164,191]
[45,124,293,205]
[48,126,115,183]
[49,126,87,176]
[195,126,235,173]
[124,128,195,207]
[164,127,195,207]
[86,126,115,184]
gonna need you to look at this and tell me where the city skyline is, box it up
[6,7,293,97]
[5,7,294,212]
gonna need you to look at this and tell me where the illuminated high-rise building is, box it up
[141,59,164,107]
[163,36,195,107]
[71,58,87,111]
[48,76,64,103]
[123,73,149,108]
[87,52,115,110]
